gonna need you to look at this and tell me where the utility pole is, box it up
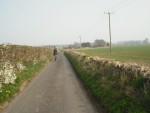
[79,35,82,48]
[105,11,112,55]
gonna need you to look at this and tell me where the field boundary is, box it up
[65,50,150,113]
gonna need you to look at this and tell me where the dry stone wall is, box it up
[67,50,150,95]
[0,44,52,89]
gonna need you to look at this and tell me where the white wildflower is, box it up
[0,61,17,85]
[17,63,26,71]
[33,59,38,65]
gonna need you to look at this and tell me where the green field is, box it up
[78,45,150,66]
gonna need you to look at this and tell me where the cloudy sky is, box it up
[0,0,150,45]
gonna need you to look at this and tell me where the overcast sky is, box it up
[0,0,150,45]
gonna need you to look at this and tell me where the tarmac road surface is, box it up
[3,53,100,113]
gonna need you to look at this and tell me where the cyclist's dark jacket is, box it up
[53,48,57,55]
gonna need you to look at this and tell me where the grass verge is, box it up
[0,61,47,105]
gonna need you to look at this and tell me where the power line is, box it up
[110,0,130,11]
[109,0,139,13]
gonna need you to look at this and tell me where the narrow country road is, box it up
[3,53,100,113]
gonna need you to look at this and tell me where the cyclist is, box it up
[53,47,57,61]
